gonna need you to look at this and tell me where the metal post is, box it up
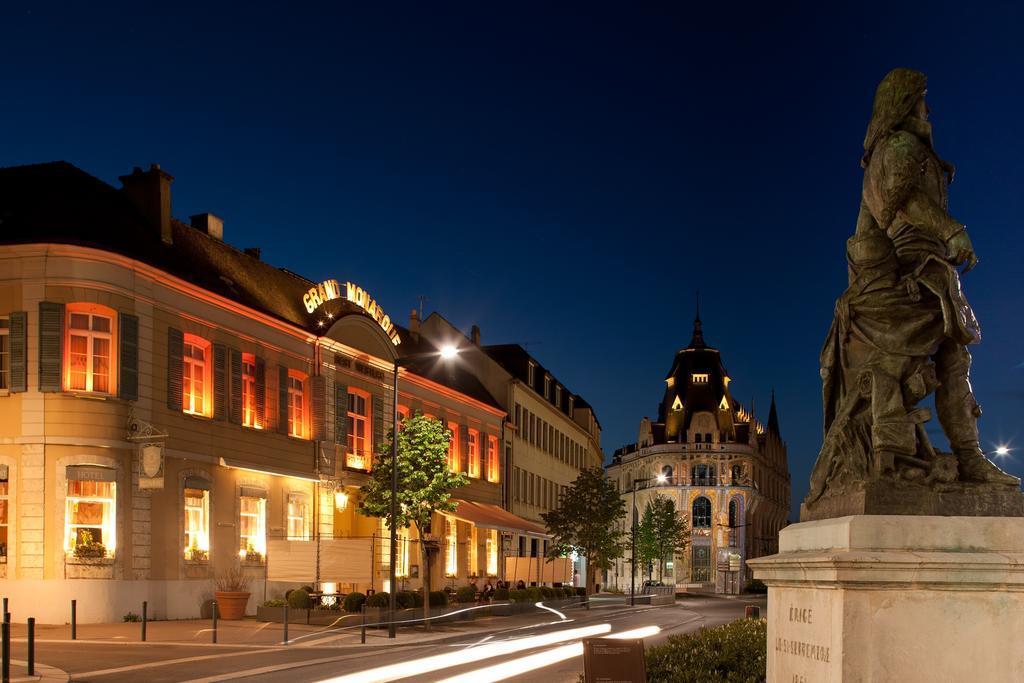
[141,601,147,642]
[27,618,34,677]
[360,605,366,644]
[630,480,638,607]
[211,600,218,644]
[1,618,9,683]
[2,598,6,619]
[71,599,77,640]
[388,360,400,639]
[283,604,289,645]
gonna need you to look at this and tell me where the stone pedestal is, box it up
[748,515,1024,682]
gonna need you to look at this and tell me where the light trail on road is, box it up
[317,623,612,683]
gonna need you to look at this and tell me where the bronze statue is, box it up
[803,69,1021,520]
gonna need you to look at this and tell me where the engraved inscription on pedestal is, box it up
[769,588,836,682]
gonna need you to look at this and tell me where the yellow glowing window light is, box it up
[447,422,460,473]
[241,353,261,429]
[486,529,499,576]
[379,518,409,577]
[0,474,8,560]
[287,372,307,439]
[239,495,266,558]
[346,389,370,470]
[183,488,210,558]
[467,430,480,478]
[469,526,478,575]
[287,493,311,540]
[65,305,115,394]
[65,479,116,556]
[445,517,458,576]
[183,335,211,416]
[486,435,500,483]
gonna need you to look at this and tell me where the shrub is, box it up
[644,619,767,683]
[455,585,477,603]
[525,587,542,602]
[539,586,555,599]
[287,588,312,609]
[429,590,448,607]
[575,587,586,597]
[509,589,528,602]
[122,611,140,622]
[215,565,252,593]
[396,591,417,609]
[493,587,510,601]
[366,591,390,608]
[560,587,573,599]
[263,599,286,608]
[412,591,425,607]
[745,579,768,594]
[343,592,366,613]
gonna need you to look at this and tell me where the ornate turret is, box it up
[767,389,781,437]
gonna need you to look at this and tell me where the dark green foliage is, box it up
[539,586,555,599]
[644,619,767,682]
[526,586,543,602]
[263,599,286,608]
[122,612,140,622]
[493,587,510,601]
[429,590,448,607]
[343,592,366,613]
[396,591,418,609]
[287,588,311,609]
[575,587,586,597]
[455,585,477,603]
[365,591,390,608]
[745,579,767,594]
[509,589,528,602]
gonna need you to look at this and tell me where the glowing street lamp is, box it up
[994,445,1011,457]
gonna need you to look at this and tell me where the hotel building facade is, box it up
[605,315,790,593]
[0,161,578,622]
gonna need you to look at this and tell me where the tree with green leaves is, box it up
[643,494,690,582]
[542,467,626,595]
[359,413,468,628]
[635,502,660,581]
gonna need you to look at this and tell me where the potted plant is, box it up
[214,565,252,620]
[73,530,108,559]
[185,538,208,562]
[243,542,264,564]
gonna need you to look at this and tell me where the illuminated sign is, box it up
[303,280,401,346]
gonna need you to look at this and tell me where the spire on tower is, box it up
[688,290,707,349]
[768,387,781,436]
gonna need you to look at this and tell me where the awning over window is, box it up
[446,499,549,538]
[218,457,319,482]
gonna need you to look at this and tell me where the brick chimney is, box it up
[409,309,420,341]
[470,324,481,346]
[119,164,174,245]
[190,213,223,240]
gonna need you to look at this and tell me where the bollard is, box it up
[71,599,77,640]
[2,618,9,683]
[27,618,34,676]
[283,604,289,645]
[142,601,148,642]
[2,598,6,619]
[360,605,366,644]
[211,600,218,644]
[745,605,760,620]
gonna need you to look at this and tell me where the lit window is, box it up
[183,335,211,416]
[486,435,500,483]
[0,317,8,391]
[346,389,370,469]
[239,494,266,560]
[467,429,480,478]
[445,517,458,576]
[0,471,8,562]
[287,493,311,540]
[692,373,709,384]
[287,371,307,439]
[397,404,409,429]
[692,496,712,528]
[65,476,116,557]
[527,361,535,386]
[380,518,409,577]
[486,529,498,576]
[184,487,210,560]
[469,526,478,575]
[448,421,460,473]
[66,305,115,394]
[555,385,562,407]
[242,353,260,428]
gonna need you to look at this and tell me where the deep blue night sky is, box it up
[3,2,1023,519]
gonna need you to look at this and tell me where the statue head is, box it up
[862,68,928,167]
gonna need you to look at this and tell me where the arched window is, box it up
[728,499,738,528]
[694,433,702,443]
[732,465,743,484]
[661,465,673,482]
[692,496,711,528]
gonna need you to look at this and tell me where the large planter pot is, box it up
[215,591,251,620]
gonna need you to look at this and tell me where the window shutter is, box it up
[166,327,184,410]
[460,425,470,473]
[213,343,227,421]
[372,394,385,457]
[334,383,348,444]
[311,375,326,441]
[38,302,64,392]
[8,311,27,393]
[229,348,242,424]
[254,357,266,426]
[278,365,289,434]
[118,313,139,401]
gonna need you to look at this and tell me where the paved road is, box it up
[8,595,764,682]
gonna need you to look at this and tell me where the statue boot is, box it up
[955,447,1020,487]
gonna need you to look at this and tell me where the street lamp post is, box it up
[387,344,459,639]
[630,473,667,607]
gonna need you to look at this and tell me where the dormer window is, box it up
[555,385,562,407]
[671,396,683,411]
[568,396,575,414]
[544,374,551,400]
[692,373,709,384]
[527,361,535,386]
